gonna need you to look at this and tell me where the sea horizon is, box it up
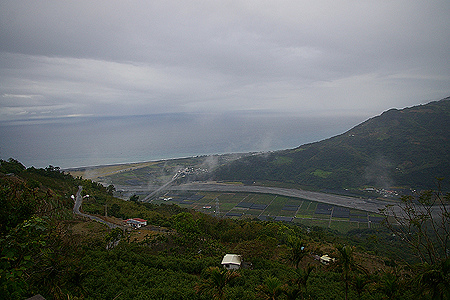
[0,111,370,169]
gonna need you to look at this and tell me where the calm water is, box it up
[0,112,368,169]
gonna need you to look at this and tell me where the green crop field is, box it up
[330,220,360,232]
[156,191,384,233]
[294,218,330,228]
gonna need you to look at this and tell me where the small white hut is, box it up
[221,254,242,270]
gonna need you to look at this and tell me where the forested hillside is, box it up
[213,98,450,190]
[1,158,449,299]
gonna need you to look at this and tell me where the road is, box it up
[140,168,192,202]
[116,181,448,217]
[168,182,403,215]
[73,186,120,229]
[141,179,176,202]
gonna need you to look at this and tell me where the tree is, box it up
[295,264,315,298]
[286,235,307,269]
[0,177,36,235]
[196,266,240,300]
[283,285,301,300]
[381,184,450,298]
[108,203,121,218]
[256,276,284,300]
[0,217,46,299]
[413,258,450,300]
[381,185,449,265]
[129,194,139,202]
[106,184,115,196]
[377,271,401,300]
[106,227,124,250]
[284,264,315,300]
[351,273,372,300]
[0,216,70,300]
[336,244,355,300]
[0,158,26,175]
[171,212,199,235]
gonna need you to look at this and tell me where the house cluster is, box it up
[220,252,335,271]
[173,167,209,180]
[363,187,399,198]
[124,218,147,229]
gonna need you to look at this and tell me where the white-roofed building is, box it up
[125,218,147,228]
[221,254,242,270]
[320,254,335,265]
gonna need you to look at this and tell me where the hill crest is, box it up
[214,97,450,190]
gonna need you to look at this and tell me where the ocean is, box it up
[0,112,369,169]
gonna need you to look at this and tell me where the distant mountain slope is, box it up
[213,97,450,190]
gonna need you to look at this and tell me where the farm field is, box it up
[150,191,384,233]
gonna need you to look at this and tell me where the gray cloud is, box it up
[0,0,449,121]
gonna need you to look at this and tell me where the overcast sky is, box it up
[1,0,449,122]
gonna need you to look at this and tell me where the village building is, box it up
[320,254,335,265]
[221,254,242,270]
[125,218,147,228]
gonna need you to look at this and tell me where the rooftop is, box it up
[221,254,242,265]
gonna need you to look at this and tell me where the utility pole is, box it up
[215,197,220,217]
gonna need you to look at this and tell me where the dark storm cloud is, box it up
[0,0,449,120]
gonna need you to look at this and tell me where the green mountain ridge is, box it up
[214,97,450,190]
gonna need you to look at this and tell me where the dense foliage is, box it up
[1,158,449,299]
[213,98,450,191]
